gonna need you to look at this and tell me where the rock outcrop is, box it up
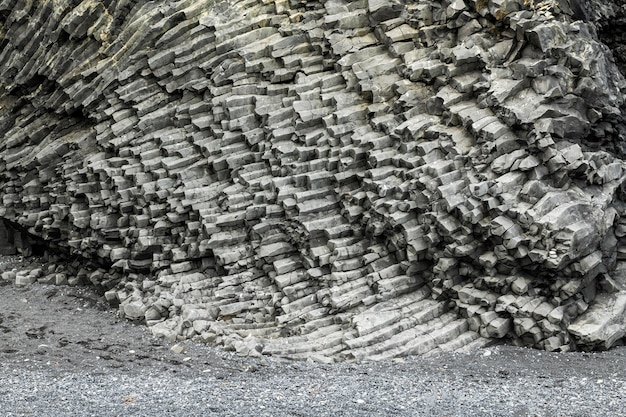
[2,0,626,360]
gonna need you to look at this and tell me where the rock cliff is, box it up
[2,0,626,360]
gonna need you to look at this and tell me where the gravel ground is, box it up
[1,255,625,416]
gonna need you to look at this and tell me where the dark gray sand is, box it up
[1,255,624,416]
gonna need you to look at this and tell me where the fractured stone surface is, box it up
[1,0,626,360]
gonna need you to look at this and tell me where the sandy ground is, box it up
[1,254,626,416]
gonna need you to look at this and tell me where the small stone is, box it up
[171,343,186,354]
[1,271,16,281]
[36,344,50,355]
[15,273,37,287]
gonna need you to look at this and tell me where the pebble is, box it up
[171,344,186,354]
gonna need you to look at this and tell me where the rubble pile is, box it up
[1,0,626,360]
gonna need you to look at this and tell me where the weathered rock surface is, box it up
[2,0,626,360]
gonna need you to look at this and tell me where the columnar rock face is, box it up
[1,0,626,360]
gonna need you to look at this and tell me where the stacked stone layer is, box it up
[1,0,626,360]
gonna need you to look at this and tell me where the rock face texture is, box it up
[2,0,626,360]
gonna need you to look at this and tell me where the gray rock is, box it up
[1,0,626,360]
[568,292,626,349]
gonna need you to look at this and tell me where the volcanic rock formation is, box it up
[2,0,626,360]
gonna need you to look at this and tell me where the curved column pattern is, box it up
[1,0,626,360]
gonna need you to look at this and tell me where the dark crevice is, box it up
[595,1,626,77]
[0,219,49,257]
[57,28,71,44]
[0,218,117,293]
[7,71,93,126]
[10,74,51,98]
[581,1,626,159]
[599,35,626,79]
